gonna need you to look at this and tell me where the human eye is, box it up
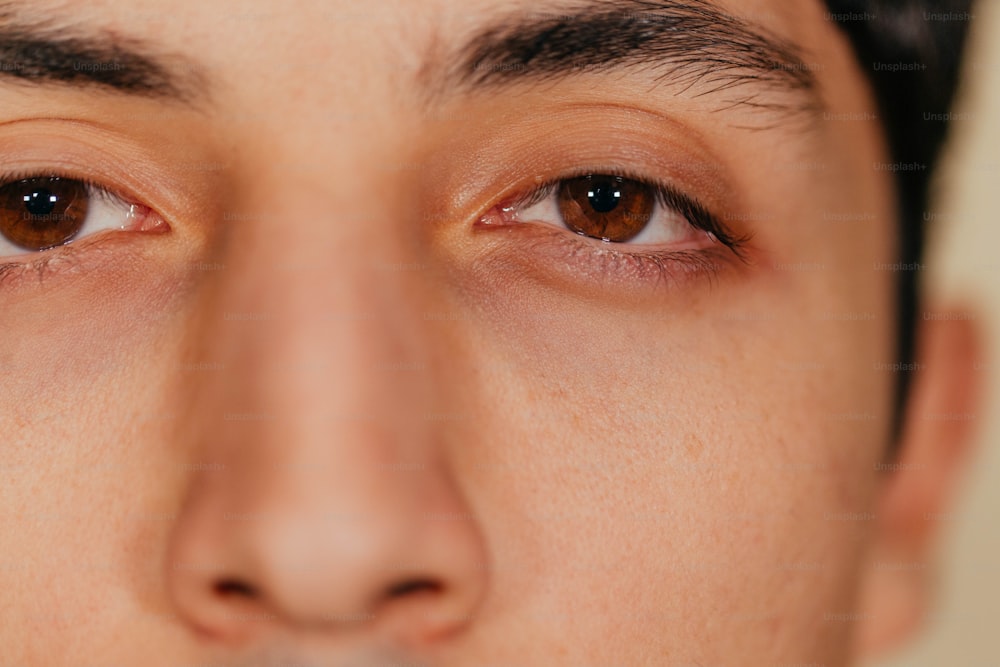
[0,173,166,259]
[474,168,751,288]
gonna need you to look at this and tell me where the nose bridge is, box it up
[181,156,448,508]
[213,158,435,439]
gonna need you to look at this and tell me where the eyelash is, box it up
[0,166,750,291]
[0,171,158,287]
[5,170,127,215]
[476,167,752,287]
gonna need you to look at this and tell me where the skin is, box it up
[0,0,982,664]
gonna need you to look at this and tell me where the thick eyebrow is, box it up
[0,12,205,102]
[445,0,822,119]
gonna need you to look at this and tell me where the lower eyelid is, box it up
[0,225,165,292]
[473,220,735,292]
[0,240,94,290]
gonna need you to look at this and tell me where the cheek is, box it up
[0,239,196,649]
[436,253,890,660]
[0,236,196,459]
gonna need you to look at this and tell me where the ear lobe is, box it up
[853,306,984,661]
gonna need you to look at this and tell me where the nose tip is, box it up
[167,487,488,647]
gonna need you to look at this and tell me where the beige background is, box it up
[874,3,1000,666]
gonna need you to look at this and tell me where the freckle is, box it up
[684,433,704,459]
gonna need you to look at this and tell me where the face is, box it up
[0,0,981,664]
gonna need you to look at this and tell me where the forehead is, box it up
[28,0,814,36]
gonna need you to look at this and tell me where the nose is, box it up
[164,170,488,648]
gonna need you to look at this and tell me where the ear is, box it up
[853,305,984,660]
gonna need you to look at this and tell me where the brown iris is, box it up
[0,177,89,251]
[556,175,655,242]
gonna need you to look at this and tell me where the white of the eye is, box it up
[0,185,137,256]
[512,185,697,245]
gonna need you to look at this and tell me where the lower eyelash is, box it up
[483,221,740,290]
[0,240,91,288]
[543,228,732,284]
[0,225,157,291]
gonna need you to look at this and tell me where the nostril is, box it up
[386,578,442,599]
[214,578,258,598]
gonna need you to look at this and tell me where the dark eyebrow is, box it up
[445,0,822,120]
[0,12,205,102]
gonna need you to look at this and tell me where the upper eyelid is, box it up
[425,102,742,222]
[0,171,134,203]
[0,118,222,235]
[0,169,140,206]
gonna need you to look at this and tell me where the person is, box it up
[0,0,983,664]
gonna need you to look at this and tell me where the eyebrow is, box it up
[0,12,204,101]
[445,0,822,120]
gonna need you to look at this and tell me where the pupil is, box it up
[24,188,57,217]
[587,179,621,213]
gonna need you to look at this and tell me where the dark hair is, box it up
[823,0,975,439]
